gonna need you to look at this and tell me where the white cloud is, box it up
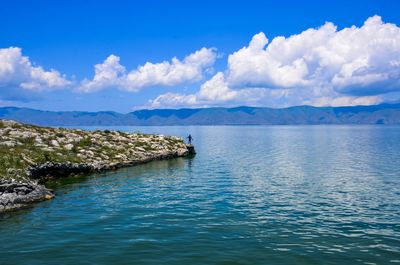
[147,62,385,109]
[2,15,398,109]
[304,95,382,107]
[197,72,238,101]
[80,47,217,92]
[0,47,71,91]
[147,15,398,109]
[227,15,400,96]
[80,55,125,93]
[146,72,267,109]
[148,93,198,109]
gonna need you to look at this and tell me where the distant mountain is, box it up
[1,104,400,126]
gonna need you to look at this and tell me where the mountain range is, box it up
[1,104,400,126]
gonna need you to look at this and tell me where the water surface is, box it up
[1,126,400,265]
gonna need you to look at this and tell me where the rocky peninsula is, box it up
[0,120,193,212]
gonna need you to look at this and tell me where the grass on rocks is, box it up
[0,120,187,181]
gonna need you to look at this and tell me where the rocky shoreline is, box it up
[0,180,54,212]
[0,120,194,212]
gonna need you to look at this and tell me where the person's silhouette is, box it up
[187,134,193,145]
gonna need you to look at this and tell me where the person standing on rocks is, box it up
[187,134,193,145]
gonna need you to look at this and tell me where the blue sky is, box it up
[1,0,400,112]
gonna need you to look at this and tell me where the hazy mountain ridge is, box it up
[1,104,400,126]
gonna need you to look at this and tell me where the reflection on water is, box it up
[1,126,400,265]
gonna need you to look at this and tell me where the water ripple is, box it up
[1,125,400,265]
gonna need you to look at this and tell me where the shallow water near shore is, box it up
[1,125,400,265]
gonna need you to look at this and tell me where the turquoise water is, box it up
[1,126,400,265]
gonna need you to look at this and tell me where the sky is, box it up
[1,0,400,112]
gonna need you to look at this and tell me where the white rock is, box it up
[41,147,54,152]
[136,147,146,152]
[64,143,74,150]
[103,141,113,148]
[51,140,59,147]
[1,141,16,147]
[115,154,127,160]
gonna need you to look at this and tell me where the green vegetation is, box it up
[0,140,83,181]
[0,120,187,181]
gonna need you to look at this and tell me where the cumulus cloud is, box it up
[0,47,71,92]
[3,15,399,109]
[227,15,400,97]
[146,15,399,108]
[146,72,267,109]
[197,72,238,102]
[80,47,217,92]
[148,93,198,109]
[80,55,125,93]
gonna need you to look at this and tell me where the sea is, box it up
[1,125,400,265]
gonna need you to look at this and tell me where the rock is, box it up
[115,154,127,161]
[0,180,54,212]
[21,154,35,165]
[27,162,94,182]
[64,143,74,150]
[136,147,146,152]
[103,141,113,148]
[186,145,196,155]
[41,147,54,152]
[51,140,59,147]
[1,141,16,147]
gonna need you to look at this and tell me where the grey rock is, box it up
[0,180,54,212]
